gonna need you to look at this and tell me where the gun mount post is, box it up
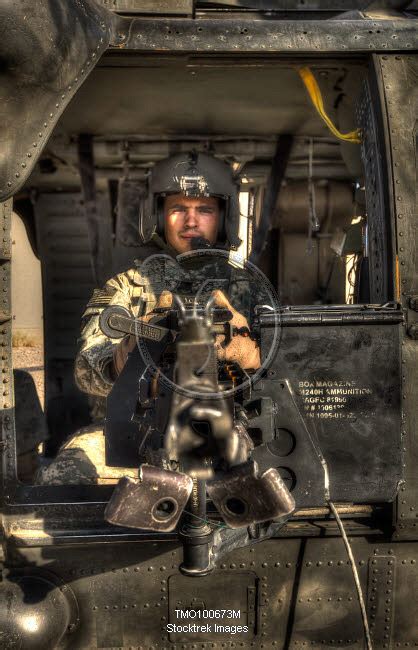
[179,477,214,576]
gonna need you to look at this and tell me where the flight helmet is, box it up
[139,152,241,249]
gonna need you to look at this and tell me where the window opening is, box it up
[11,210,46,483]
[7,56,396,494]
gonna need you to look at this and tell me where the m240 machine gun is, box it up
[100,295,296,575]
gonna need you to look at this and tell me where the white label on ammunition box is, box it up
[298,380,373,419]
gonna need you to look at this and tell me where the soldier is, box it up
[37,152,264,485]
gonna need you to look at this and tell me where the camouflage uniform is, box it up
[37,250,271,486]
[37,426,139,485]
[74,264,158,398]
[74,251,266,397]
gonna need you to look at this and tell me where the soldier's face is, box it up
[164,194,220,253]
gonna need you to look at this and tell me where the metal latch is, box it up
[407,324,418,340]
[409,296,418,312]
[407,296,418,339]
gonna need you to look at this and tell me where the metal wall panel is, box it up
[112,16,418,53]
[4,537,417,648]
[374,55,418,540]
[0,200,16,488]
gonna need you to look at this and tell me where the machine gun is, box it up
[100,296,295,574]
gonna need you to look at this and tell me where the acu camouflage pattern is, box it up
[75,250,272,397]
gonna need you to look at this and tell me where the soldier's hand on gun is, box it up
[112,291,173,377]
[211,290,261,371]
[111,289,260,377]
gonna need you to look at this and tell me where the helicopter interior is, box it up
[11,53,394,485]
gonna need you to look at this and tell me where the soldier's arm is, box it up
[74,273,135,397]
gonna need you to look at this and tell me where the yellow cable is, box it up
[299,67,362,144]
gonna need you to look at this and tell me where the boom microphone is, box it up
[191,237,211,250]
